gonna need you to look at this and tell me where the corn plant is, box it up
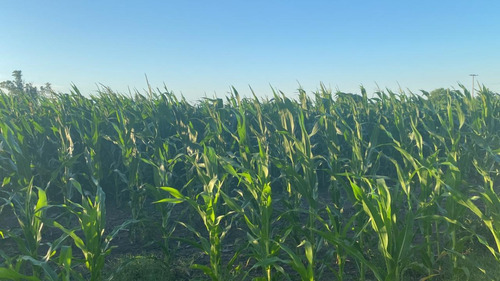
[272,104,324,280]
[49,110,80,203]
[350,177,415,281]
[45,184,134,281]
[219,95,286,280]
[0,181,65,281]
[157,146,236,280]
[312,206,382,281]
[0,120,65,280]
[1,82,500,281]
[449,151,500,261]
[141,141,183,256]
[104,101,148,241]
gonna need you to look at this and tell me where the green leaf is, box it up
[69,178,83,195]
[20,256,59,281]
[279,243,310,280]
[59,245,73,272]
[154,198,184,204]
[159,187,185,199]
[191,264,215,278]
[0,268,40,281]
[35,187,48,212]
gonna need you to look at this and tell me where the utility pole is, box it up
[470,74,478,97]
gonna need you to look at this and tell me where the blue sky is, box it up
[1,1,499,100]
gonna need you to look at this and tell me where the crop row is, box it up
[0,85,499,280]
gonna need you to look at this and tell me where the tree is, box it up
[0,70,23,92]
[0,70,54,98]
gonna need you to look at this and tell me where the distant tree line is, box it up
[0,70,54,100]
[1,70,488,102]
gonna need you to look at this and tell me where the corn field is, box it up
[0,85,499,280]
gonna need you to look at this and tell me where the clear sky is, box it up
[1,1,499,100]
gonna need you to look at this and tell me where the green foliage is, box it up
[0,70,53,100]
[1,74,499,280]
[45,185,135,281]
